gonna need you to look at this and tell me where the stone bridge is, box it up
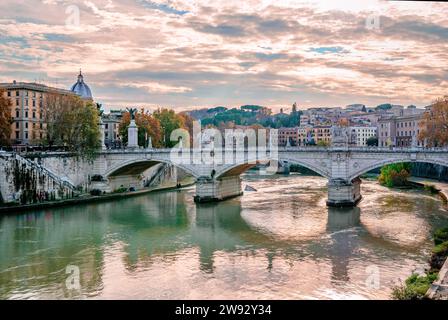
[88,146,448,206]
[2,146,448,207]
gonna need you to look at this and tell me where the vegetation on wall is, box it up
[392,227,448,300]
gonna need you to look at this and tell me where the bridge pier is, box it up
[194,176,243,203]
[326,177,362,207]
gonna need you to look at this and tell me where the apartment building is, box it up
[350,126,377,146]
[0,81,75,145]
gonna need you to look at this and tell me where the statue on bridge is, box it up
[127,108,138,121]
[331,125,350,147]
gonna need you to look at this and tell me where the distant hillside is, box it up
[186,105,301,128]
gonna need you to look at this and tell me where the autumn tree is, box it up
[418,96,448,147]
[119,109,162,148]
[0,89,12,146]
[178,111,195,145]
[44,93,101,158]
[153,108,184,147]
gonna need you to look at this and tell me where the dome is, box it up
[70,70,93,100]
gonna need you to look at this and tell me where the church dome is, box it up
[70,70,93,100]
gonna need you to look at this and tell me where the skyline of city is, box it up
[1,0,447,111]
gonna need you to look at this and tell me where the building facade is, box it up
[0,72,94,146]
[350,126,377,146]
[378,109,425,147]
[103,110,124,148]
[0,81,75,145]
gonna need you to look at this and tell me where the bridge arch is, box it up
[104,158,200,178]
[215,156,331,179]
[348,158,448,182]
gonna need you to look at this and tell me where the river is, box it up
[1,173,447,300]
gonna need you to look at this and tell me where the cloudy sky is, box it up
[0,0,447,112]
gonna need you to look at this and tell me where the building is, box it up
[350,126,377,146]
[103,110,124,148]
[378,108,425,147]
[313,125,332,145]
[70,70,93,101]
[0,71,94,145]
[0,81,75,145]
[297,126,314,146]
[278,127,299,146]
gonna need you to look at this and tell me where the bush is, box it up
[378,163,411,187]
[424,184,439,194]
[90,189,102,196]
[434,228,448,245]
[113,187,128,193]
[432,241,448,255]
[391,273,437,300]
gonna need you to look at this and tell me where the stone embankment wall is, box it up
[0,152,190,205]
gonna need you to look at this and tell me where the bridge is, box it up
[86,145,448,206]
[1,145,448,207]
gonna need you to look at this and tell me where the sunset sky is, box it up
[1,0,447,112]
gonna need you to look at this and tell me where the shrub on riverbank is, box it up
[378,163,412,187]
[424,184,439,194]
[392,227,448,300]
[391,273,437,300]
[434,227,448,245]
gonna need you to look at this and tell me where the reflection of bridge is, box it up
[92,146,448,206]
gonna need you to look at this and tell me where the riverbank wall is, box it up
[0,177,196,215]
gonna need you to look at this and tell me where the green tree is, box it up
[366,136,378,146]
[378,163,412,187]
[153,108,184,147]
[0,89,12,146]
[44,94,101,159]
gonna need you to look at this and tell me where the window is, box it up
[25,91,28,97]
[15,131,19,139]
[25,132,28,139]
[15,122,19,129]
[40,123,43,129]
[33,112,36,119]
[25,111,28,118]
[32,100,36,107]
[33,92,36,98]
[16,99,19,106]
[25,99,28,106]
[16,91,19,97]
[7,91,11,97]
[16,110,19,118]
[25,122,28,129]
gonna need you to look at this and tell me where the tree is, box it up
[0,89,12,146]
[366,136,378,146]
[178,111,195,145]
[378,163,412,187]
[119,109,162,148]
[418,96,448,147]
[44,93,101,158]
[153,108,184,147]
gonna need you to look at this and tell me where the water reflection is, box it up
[0,174,447,299]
